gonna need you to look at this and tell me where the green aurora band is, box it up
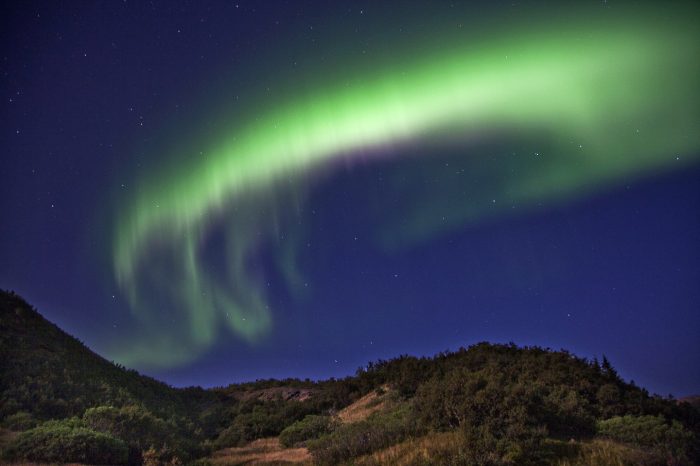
[112,4,700,367]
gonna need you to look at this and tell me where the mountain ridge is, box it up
[1,289,699,465]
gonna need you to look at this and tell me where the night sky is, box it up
[1,1,699,396]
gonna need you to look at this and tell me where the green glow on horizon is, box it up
[111,4,700,367]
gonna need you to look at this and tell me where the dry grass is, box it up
[0,428,19,449]
[204,387,396,466]
[225,387,316,403]
[352,431,463,466]
[336,386,391,424]
[1,464,85,466]
[211,437,311,466]
[554,438,660,466]
[348,433,661,466]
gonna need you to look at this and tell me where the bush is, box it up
[213,408,277,448]
[414,370,553,465]
[597,415,699,464]
[3,420,128,464]
[461,414,548,466]
[307,405,417,465]
[83,405,201,462]
[212,399,322,449]
[84,405,171,449]
[1,411,37,430]
[556,438,662,466]
[279,415,337,447]
[142,445,183,466]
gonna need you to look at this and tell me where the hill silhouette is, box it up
[1,289,698,465]
[0,290,218,421]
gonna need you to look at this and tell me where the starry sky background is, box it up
[1,1,699,396]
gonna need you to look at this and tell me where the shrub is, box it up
[83,405,201,462]
[142,445,183,466]
[556,438,662,466]
[213,419,249,448]
[307,405,417,465]
[190,458,213,466]
[414,370,553,464]
[279,415,337,447]
[3,420,128,464]
[213,399,320,449]
[213,408,277,448]
[83,405,172,449]
[597,415,699,464]
[1,411,37,430]
[461,414,548,466]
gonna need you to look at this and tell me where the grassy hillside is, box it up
[0,291,217,421]
[1,289,698,465]
[0,290,353,463]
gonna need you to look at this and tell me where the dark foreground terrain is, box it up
[1,290,698,465]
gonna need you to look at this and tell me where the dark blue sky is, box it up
[1,1,698,396]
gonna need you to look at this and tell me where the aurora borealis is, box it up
[113,3,700,367]
[2,1,699,394]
